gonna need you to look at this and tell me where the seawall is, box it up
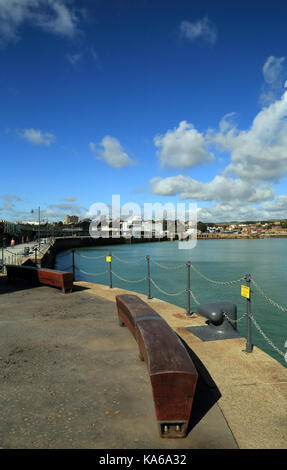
[40,235,169,269]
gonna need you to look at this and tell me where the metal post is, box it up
[186,261,191,316]
[72,250,75,278]
[245,273,253,353]
[146,255,152,299]
[35,247,37,266]
[109,252,112,288]
[38,206,40,250]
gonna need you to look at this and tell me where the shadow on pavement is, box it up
[0,276,89,295]
[176,334,222,435]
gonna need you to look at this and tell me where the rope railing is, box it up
[112,253,146,264]
[150,278,187,297]
[15,246,283,364]
[189,263,245,285]
[111,271,146,283]
[223,311,248,323]
[78,268,108,277]
[251,278,287,313]
[249,312,285,358]
[150,258,186,270]
[76,252,106,260]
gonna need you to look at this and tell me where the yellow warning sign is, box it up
[241,285,250,299]
[106,256,111,263]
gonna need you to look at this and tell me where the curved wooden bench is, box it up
[6,265,74,293]
[116,294,198,438]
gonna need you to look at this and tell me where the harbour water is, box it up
[55,238,287,367]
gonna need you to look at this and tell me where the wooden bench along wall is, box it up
[116,294,198,438]
[6,265,74,293]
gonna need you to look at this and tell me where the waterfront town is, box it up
[1,215,287,246]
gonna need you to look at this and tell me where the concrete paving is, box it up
[0,276,238,449]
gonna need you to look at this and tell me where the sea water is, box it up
[55,238,287,367]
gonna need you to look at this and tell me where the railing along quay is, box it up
[56,249,287,364]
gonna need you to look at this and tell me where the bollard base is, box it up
[186,323,243,342]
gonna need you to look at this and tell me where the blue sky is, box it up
[1,0,287,223]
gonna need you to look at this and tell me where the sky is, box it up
[1,0,287,223]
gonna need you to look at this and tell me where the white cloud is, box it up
[259,56,286,106]
[263,56,285,85]
[212,93,287,182]
[67,51,83,65]
[197,203,272,223]
[20,128,56,146]
[149,91,287,221]
[1,193,22,211]
[150,174,274,204]
[148,70,287,221]
[90,136,135,169]
[179,17,217,45]
[258,196,287,213]
[0,0,79,46]
[66,47,100,67]
[47,203,87,217]
[154,120,214,169]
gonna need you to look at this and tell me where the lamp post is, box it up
[31,207,41,249]
[38,206,40,249]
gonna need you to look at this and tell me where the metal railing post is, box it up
[34,247,37,266]
[146,255,152,299]
[186,261,191,316]
[72,250,75,278]
[109,252,112,288]
[245,273,253,353]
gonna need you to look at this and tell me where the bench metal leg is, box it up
[118,317,126,327]
[138,350,144,361]
[158,421,187,438]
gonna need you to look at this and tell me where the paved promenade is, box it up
[0,276,238,449]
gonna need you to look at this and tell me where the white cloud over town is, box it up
[154,120,214,169]
[215,93,287,182]
[179,17,217,45]
[20,128,56,146]
[150,82,287,221]
[259,55,286,106]
[90,136,135,169]
[150,174,274,204]
[0,0,80,46]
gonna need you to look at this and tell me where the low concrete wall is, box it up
[40,235,169,269]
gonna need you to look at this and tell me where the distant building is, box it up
[65,215,79,224]
[21,220,38,225]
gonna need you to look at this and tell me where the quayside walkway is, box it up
[0,276,237,449]
[0,275,286,449]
